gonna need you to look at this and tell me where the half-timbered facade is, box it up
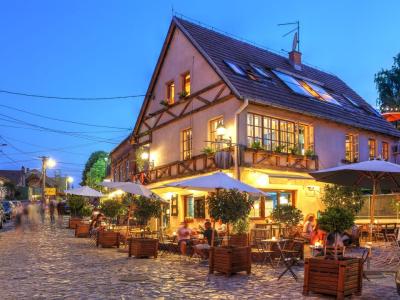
[121,17,400,229]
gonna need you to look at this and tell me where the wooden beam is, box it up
[213,86,226,101]
[196,96,211,105]
[179,98,193,117]
[137,93,235,137]
[165,109,178,118]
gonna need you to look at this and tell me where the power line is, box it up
[0,103,132,130]
[0,123,130,134]
[0,89,147,101]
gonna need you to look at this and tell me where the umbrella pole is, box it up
[369,178,377,242]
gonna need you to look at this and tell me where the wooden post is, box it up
[337,263,345,300]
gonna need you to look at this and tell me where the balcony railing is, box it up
[133,147,318,184]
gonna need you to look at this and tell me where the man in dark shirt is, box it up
[193,221,218,259]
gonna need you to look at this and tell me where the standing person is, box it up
[14,203,23,233]
[39,200,46,224]
[49,199,56,224]
[302,214,315,241]
[56,200,64,226]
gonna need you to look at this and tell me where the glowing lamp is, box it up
[67,176,74,183]
[271,236,277,241]
[216,122,226,137]
[141,152,149,160]
[46,158,56,168]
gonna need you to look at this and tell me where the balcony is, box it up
[134,147,318,184]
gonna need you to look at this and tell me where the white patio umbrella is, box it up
[165,172,267,196]
[310,159,400,225]
[100,181,162,200]
[64,186,103,197]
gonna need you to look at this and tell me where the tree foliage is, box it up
[81,151,108,188]
[321,184,365,215]
[375,53,400,110]
[270,205,303,227]
[67,195,92,217]
[100,199,126,220]
[131,195,162,226]
[207,189,254,225]
[318,207,354,234]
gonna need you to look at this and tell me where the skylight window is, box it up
[342,94,360,108]
[225,61,245,76]
[305,81,341,106]
[272,70,311,97]
[273,70,341,106]
[251,64,271,78]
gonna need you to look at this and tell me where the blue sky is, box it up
[0,1,399,181]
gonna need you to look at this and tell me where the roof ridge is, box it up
[172,14,337,77]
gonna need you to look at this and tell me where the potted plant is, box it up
[128,195,161,258]
[74,204,93,238]
[207,189,254,276]
[303,207,362,299]
[270,205,303,238]
[274,144,286,153]
[305,149,317,159]
[67,195,88,229]
[178,90,188,99]
[201,146,215,157]
[97,199,126,248]
[159,99,169,107]
[250,141,263,150]
[230,217,250,247]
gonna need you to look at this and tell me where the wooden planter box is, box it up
[96,231,120,248]
[209,246,251,276]
[75,223,90,238]
[68,218,82,229]
[303,257,362,300]
[128,238,158,258]
[228,234,248,247]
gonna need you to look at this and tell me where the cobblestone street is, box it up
[0,219,398,299]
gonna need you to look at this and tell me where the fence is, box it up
[356,193,400,220]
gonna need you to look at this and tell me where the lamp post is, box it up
[66,176,74,190]
[39,156,56,204]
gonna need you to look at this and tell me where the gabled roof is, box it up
[172,17,400,138]
[0,170,24,185]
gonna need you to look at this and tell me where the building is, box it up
[115,17,400,229]
[109,135,136,182]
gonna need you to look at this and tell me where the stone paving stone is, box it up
[0,219,399,299]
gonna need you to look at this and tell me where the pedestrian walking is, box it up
[39,200,46,224]
[49,199,56,224]
[57,200,63,227]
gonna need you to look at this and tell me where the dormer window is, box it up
[342,94,360,108]
[167,81,175,104]
[250,64,271,78]
[225,60,245,76]
[272,70,340,106]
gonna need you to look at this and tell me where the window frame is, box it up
[184,195,206,219]
[382,141,389,161]
[368,138,377,160]
[345,134,359,163]
[224,60,246,76]
[182,72,191,96]
[166,81,175,104]
[181,128,193,160]
[209,117,224,151]
[247,112,313,154]
[250,64,271,78]
[249,190,296,220]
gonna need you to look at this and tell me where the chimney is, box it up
[289,50,302,71]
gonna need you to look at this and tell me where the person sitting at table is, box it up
[302,214,315,242]
[310,222,326,245]
[89,213,105,236]
[193,221,218,259]
[217,220,227,235]
[177,220,192,255]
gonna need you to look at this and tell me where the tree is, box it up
[318,207,354,234]
[321,184,365,215]
[81,151,108,188]
[270,205,303,227]
[375,53,400,110]
[131,195,161,228]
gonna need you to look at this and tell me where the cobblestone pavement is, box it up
[0,219,398,300]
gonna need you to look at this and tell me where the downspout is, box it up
[234,99,249,180]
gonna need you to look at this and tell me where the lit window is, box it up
[184,195,205,219]
[167,82,175,104]
[249,196,262,218]
[368,139,376,159]
[181,128,192,160]
[345,134,359,162]
[247,113,313,154]
[251,64,271,78]
[209,117,224,151]
[382,142,389,160]
[272,70,312,97]
[225,61,245,76]
[305,81,341,105]
[183,73,191,95]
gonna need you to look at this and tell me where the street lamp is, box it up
[66,176,74,190]
[39,156,56,204]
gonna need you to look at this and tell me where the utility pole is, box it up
[39,156,56,204]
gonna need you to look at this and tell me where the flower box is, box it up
[68,217,82,229]
[228,234,248,247]
[96,230,120,248]
[128,238,158,258]
[209,246,251,276]
[75,223,90,238]
[303,257,362,300]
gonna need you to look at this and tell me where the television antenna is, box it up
[278,21,300,52]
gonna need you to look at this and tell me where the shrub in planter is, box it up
[207,189,254,275]
[230,217,250,247]
[303,207,362,299]
[67,195,93,228]
[100,199,126,225]
[270,205,303,237]
[128,195,161,258]
[321,184,364,215]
